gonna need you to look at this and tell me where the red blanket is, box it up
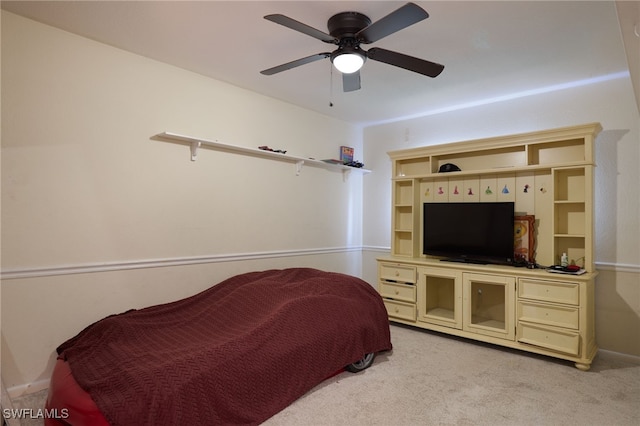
[57,268,392,425]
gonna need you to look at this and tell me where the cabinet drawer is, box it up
[517,322,580,356]
[383,299,416,322]
[518,278,579,305]
[379,281,417,303]
[517,301,579,330]
[379,263,416,284]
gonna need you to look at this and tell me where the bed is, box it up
[45,268,392,425]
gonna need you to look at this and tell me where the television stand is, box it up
[377,257,598,370]
[381,123,600,370]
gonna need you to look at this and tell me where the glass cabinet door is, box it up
[417,267,462,329]
[463,273,516,340]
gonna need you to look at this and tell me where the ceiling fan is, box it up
[260,2,444,92]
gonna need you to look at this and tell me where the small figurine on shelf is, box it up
[258,145,287,154]
[344,160,364,168]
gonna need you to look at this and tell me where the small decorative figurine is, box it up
[258,145,287,154]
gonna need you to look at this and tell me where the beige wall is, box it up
[1,251,364,395]
[2,7,639,396]
[362,68,640,357]
[1,12,366,394]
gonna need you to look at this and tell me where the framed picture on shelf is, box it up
[514,215,535,262]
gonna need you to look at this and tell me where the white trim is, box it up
[5,378,50,399]
[0,247,362,280]
[361,245,391,253]
[594,262,640,273]
[596,349,640,365]
[2,248,637,280]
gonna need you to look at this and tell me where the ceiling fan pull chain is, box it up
[329,62,334,107]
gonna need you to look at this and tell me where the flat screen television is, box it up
[422,202,515,265]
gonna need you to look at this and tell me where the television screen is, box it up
[422,202,515,265]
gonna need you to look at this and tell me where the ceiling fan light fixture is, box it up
[331,49,365,74]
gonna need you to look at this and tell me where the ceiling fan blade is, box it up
[342,71,361,92]
[261,53,331,75]
[264,14,337,43]
[367,47,444,78]
[356,2,429,44]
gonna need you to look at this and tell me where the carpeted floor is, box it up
[263,324,639,425]
[9,324,640,425]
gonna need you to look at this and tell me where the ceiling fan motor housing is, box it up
[327,12,371,40]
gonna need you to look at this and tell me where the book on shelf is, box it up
[321,159,345,165]
[340,146,354,164]
[546,266,587,275]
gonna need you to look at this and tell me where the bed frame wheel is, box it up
[345,353,375,373]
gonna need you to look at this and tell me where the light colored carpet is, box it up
[9,324,640,425]
[264,324,639,426]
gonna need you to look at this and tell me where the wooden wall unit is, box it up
[379,123,601,370]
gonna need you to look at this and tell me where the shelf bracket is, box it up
[190,141,201,161]
[295,160,304,176]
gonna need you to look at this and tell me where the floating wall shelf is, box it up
[153,132,371,177]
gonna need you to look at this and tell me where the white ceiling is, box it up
[1,1,631,126]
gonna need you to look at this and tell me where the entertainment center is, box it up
[377,123,601,370]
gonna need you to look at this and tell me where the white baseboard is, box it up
[597,349,640,364]
[5,378,50,399]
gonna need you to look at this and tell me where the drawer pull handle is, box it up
[395,290,400,295]
[395,307,400,313]
[395,270,400,276]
